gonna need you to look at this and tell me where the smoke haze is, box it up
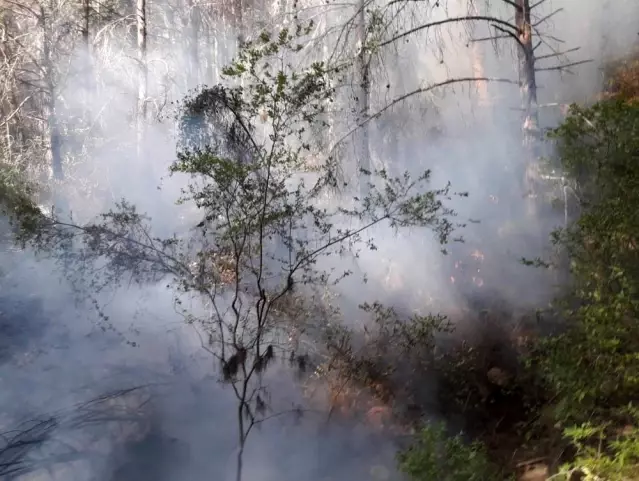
[1,0,638,479]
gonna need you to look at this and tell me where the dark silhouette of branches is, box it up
[330,76,518,155]
[0,417,58,478]
[0,385,154,479]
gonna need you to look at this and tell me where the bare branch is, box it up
[331,77,517,151]
[498,0,523,11]
[378,16,518,49]
[1,0,41,20]
[536,47,580,61]
[469,34,511,43]
[535,59,592,72]
[491,24,523,48]
[530,0,549,9]
[533,8,564,27]
[386,0,429,8]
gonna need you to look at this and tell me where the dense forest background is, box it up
[0,0,639,480]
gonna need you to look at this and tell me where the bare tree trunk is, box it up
[471,43,489,105]
[136,0,148,160]
[41,3,63,180]
[182,0,200,88]
[355,0,370,199]
[208,21,219,84]
[235,409,245,481]
[320,18,336,200]
[515,0,540,214]
[82,0,92,122]
[2,21,15,165]
[82,0,90,68]
[277,0,286,20]
[469,2,489,112]
[187,0,200,88]
[234,0,245,51]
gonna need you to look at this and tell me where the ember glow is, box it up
[470,250,485,262]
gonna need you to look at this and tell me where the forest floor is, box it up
[321,287,570,480]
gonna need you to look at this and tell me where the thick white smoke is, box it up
[1,0,638,480]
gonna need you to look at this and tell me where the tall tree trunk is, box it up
[187,0,200,88]
[515,0,540,214]
[81,0,92,122]
[277,0,286,20]
[136,0,148,160]
[2,18,15,165]
[207,21,219,84]
[355,0,370,199]
[234,0,244,51]
[181,0,200,88]
[469,2,489,113]
[471,43,489,105]
[41,3,63,181]
[320,18,336,199]
[235,412,245,481]
[82,0,90,70]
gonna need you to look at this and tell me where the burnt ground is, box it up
[319,285,570,480]
[0,295,46,363]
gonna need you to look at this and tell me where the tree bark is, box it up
[41,3,63,180]
[82,0,92,122]
[207,21,219,84]
[82,0,90,66]
[469,2,489,113]
[515,0,540,214]
[181,0,200,88]
[516,0,539,148]
[136,0,148,160]
[187,0,200,88]
[356,0,370,199]
[234,0,244,51]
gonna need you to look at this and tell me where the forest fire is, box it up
[189,252,237,286]
[0,0,635,477]
[365,405,393,429]
[450,249,485,288]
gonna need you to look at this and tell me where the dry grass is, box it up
[602,50,639,103]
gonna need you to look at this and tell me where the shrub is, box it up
[398,423,510,481]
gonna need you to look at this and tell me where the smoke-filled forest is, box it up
[1,0,639,479]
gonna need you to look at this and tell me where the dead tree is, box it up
[370,1,588,213]
[488,0,589,214]
[40,1,64,180]
[136,0,148,161]
[0,0,104,182]
[186,0,201,87]
[326,1,518,195]
[469,1,490,112]
[80,0,93,122]
[355,0,371,199]
[234,0,245,49]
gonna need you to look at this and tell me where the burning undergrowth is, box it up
[433,301,556,465]
[291,277,562,476]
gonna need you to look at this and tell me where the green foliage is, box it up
[552,418,639,481]
[539,100,639,420]
[320,302,452,399]
[531,99,639,479]
[0,163,47,245]
[0,26,462,470]
[358,301,453,351]
[170,22,461,310]
[398,423,510,481]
